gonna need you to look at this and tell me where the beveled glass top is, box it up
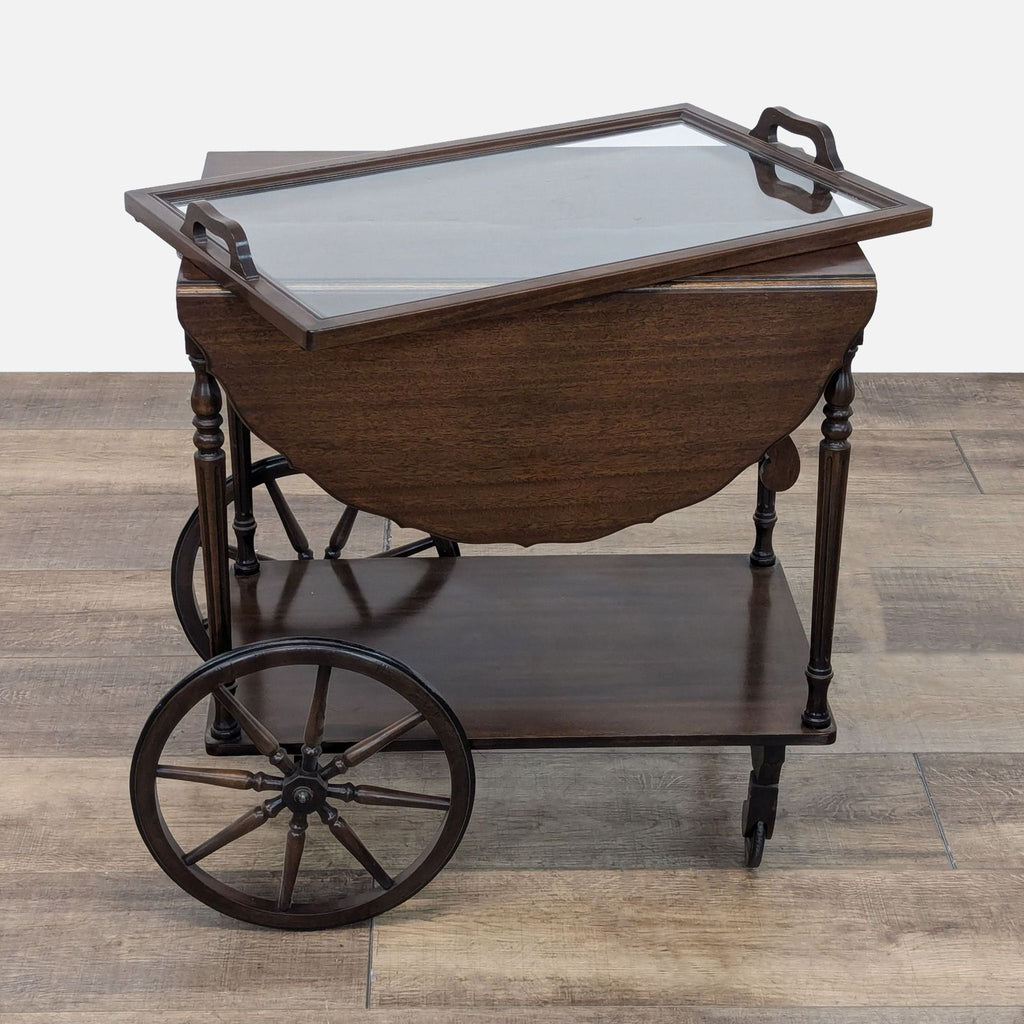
[176,121,876,320]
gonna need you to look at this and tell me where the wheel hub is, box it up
[282,771,329,813]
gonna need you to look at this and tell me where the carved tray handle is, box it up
[181,201,259,281]
[750,106,844,172]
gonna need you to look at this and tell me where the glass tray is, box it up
[126,103,930,348]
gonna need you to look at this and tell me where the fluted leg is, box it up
[803,337,860,729]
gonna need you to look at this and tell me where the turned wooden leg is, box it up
[750,435,801,568]
[750,466,778,568]
[227,404,259,577]
[803,336,860,729]
[742,744,786,867]
[187,337,238,742]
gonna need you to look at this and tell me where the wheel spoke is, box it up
[318,804,393,889]
[328,782,450,811]
[215,685,297,774]
[302,665,332,769]
[182,796,285,865]
[277,812,308,910]
[264,476,313,558]
[156,764,283,791]
[321,711,425,780]
[325,507,359,558]
[371,537,435,558]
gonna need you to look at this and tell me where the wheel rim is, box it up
[131,637,474,929]
[171,456,460,658]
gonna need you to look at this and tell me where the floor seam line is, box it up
[950,430,985,494]
[914,752,958,869]
[365,915,376,1009]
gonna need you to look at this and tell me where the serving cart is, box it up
[125,103,931,928]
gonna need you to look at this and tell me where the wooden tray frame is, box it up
[126,102,930,350]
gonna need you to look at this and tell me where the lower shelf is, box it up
[207,553,834,753]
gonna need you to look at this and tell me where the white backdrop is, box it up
[2,1,1016,371]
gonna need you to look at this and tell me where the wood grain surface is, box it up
[4,1012,1022,1023]
[0,494,387,570]
[369,869,1024,1007]
[0,427,976,496]
[0,751,943,877]
[225,554,829,749]
[918,754,1024,867]
[951,431,1024,493]
[179,282,873,544]
[0,871,370,1013]
[2,371,1023,1017]
[12,372,1016,432]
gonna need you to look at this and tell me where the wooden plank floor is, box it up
[1,372,1023,1020]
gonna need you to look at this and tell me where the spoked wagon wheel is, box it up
[131,637,474,929]
[171,455,460,657]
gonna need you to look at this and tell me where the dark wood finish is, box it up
[302,663,332,768]
[185,341,237,741]
[262,473,313,558]
[760,435,801,492]
[128,103,929,350]
[179,283,875,546]
[804,337,860,728]
[750,106,844,170]
[322,712,426,779]
[211,554,833,751]
[180,149,873,547]
[215,683,296,774]
[747,105,845,219]
[328,783,451,812]
[750,154,835,215]
[325,506,359,558]
[277,812,307,910]
[181,201,258,280]
[154,764,283,791]
[742,744,787,867]
[226,405,259,576]
[171,454,462,657]
[187,342,231,655]
[172,456,315,657]
[182,797,285,865]
[750,436,800,569]
[21,370,1012,434]
[318,805,394,890]
[750,463,780,569]
[141,141,907,924]
[131,637,475,929]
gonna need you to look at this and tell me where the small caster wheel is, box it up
[744,820,766,868]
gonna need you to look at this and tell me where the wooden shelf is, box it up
[207,553,833,754]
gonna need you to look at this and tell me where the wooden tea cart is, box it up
[125,104,930,928]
